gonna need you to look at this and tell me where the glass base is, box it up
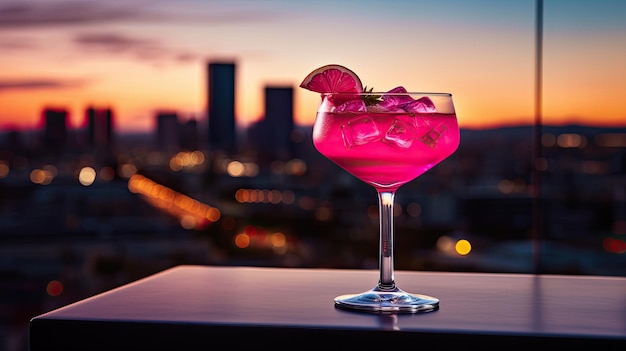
[334,286,439,314]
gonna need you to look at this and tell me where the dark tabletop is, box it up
[30,265,626,350]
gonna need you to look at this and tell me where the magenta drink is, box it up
[313,93,460,191]
[302,64,459,313]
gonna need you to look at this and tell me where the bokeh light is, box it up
[29,168,53,185]
[128,174,221,229]
[78,167,97,186]
[0,162,8,178]
[455,239,472,256]
[557,133,586,148]
[46,280,63,297]
[235,233,250,248]
[99,166,115,181]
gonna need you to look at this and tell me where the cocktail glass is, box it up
[313,91,460,313]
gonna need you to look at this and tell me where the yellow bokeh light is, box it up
[227,161,245,177]
[206,207,221,222]
[127,174,221,225]
[118,163,137,178]
[191,150,205,164]
[30,168,53,185]
[286,159,307,176]
[180,215,197,230]
[235,188,298,206]
[243,162,259,177]
[30,169,45,184]
[455,239,472,256]
[281,190,295,204]
[235,188,248,203]
[436,235,454,253]
[557,133,586,148]
[596,133,626,147]
[271,232,286,248]
[269,189,282,204]
[169,157,184,171]
[78,167,97,186]
[42,164,57,177]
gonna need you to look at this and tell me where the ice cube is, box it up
[378,86,413,110]
[383,118,415,149]
[408,114,432,130]
[341,116,381,148]
[336,99,367,113]
[386,86,409,96]
[420,123,447,148]
[402,96,436,113]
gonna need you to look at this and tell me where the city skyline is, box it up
[0,0,625,133]
[4,60,301,162]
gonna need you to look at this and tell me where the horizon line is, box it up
[1,120,625,135]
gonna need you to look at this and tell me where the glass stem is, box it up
[377,190,396,290]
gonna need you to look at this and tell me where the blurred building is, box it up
[180,117,199,151]
[156,111,180,152]
[249,85,295,162]
[207,61,236,154]
[0,129,23,155]
[42,107,68,155]
[86,106,114,151]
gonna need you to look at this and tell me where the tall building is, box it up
[180,117,199,151]
[156,111,180,152]
[260,85,295,160]
[86,106,114,150]
[42,107,68,154]
[207,61,236,153]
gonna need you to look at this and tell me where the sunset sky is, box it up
[0,0,624,133]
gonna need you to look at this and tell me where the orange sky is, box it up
[0,0,624,133]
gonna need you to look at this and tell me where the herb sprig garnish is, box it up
[361,86,383,106]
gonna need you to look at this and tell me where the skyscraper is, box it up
[207,61,236,153]
[42,107,68,154]
[246,86,296,163]
[261,85,295,160]
[156,111,180,152]
[180,117,199,151]
[86,106,113,150]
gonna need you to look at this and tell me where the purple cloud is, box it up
[73,31,200,63]
[0,79,87,91]
[0,1,149,27]
[0,1,279,28]
[75,32,158,53]
[0,1,279,65]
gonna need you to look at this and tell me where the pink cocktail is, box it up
[314,110,459,190]
[312,91,460,313]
